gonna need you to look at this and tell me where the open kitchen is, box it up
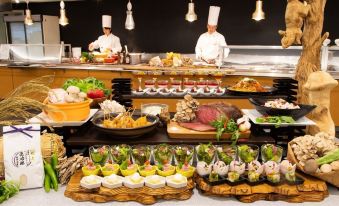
[0,0,339,205]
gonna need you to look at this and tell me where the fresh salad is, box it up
[111,144,131,165]
[237,145,259,163]
[196,143,216,165]
[131,145,151,165]
[154,144,173,165]
[216,145,236,165]
[256,116,295,128]
[89,145,110,166]
[211,117,240,143]
[174,145,194,165]
[62,77,110,98]
[261,144,283,163]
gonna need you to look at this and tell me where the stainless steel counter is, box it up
[1,63,339,79]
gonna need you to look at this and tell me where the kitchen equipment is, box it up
[130,53,142,65]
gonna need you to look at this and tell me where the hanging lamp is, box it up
[59,0,69,26]
[185,0,197,22]
[24,0,33,26]
[252,0,265,21]
[125,0,135,30]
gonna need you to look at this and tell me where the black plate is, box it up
[202,175,227,186]
[91,112,159,138]
[245,176,266,186]
[226,176,246,186]
[226,86,277,96]
[285,175,305,186]
[273,84,298,89]
[265,178,282,186]
[249,98,316,120]
[273,78,298,84]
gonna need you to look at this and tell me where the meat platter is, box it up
[169,95,251,140]
[167,121,250,139]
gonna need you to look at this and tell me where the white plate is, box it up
[132,90,145,96]
[28,109,98,127]
[241,109,316,126]
[171,88,188,96]
[158,88,171,96]
[213,88,225,96]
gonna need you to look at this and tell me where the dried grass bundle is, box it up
[0,75,54,125]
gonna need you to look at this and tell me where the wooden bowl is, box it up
[44,98,91,122]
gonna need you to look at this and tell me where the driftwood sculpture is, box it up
[279,0,337,135]
[304,71,338,136]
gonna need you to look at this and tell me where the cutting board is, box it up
[195,173,328,203]
[167,121,250,139]
[64,170,194,205]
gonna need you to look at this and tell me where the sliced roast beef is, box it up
[179,122,216,132]
[196,103,243,124]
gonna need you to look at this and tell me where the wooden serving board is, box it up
[64,171,194,205]
[167,121,250,139]
[195,173,328,203]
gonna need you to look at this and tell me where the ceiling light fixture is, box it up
[185,0,197,22]
[59,0,69,26]
[125,0,135,30]
[252,0,265,21]
[24,0,33,26]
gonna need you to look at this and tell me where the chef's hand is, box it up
[207,59,216,64]
[88,43,94,51]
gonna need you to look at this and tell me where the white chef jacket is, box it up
[91,33,122,53]
[195,31,230,60]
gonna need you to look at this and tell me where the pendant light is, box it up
[252,0,265,21]
[24,0,33,26]
[59,0,69,26]
[185,0,197,22]
[125,0,135,30]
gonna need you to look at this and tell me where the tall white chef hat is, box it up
[208,6,220,26]
[102,15,112,28]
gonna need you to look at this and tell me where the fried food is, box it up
[103,112,151,129]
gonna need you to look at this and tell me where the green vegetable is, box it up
[316,148,339,165]
[196,143,216,164]
[44,160,58,191]
[62,77,111,96]
[238,145,258,163]
[44,174,51,193]
[154,144,172,164]
[111,144,130,165]
[255,116,295,128]
[81,52,94,63]
[261,144,283,162]
[120,160,128,170]
[51,153,58,175]
[211,116,240,144]
[131,145,151,165]
[217,145,236,165]
[174,145,193,165]
[0,180,19,203]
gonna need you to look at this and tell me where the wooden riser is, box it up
[64,170,194,205]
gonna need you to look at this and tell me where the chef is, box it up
[195,6,230,64]
[88,15,122,53]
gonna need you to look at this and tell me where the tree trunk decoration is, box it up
[279,0,328,104]
[278,0,338,135]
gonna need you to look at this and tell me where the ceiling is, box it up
[12,0,82,2]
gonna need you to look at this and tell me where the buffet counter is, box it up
[0,63,339,125]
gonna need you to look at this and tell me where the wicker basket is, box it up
[0,133,66,177]
[287,143,339,187]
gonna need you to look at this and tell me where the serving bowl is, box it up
[91,112,159,138]
[249,98,316,120]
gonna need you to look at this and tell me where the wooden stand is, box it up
[195,173,328,203]
[64,171,194,205]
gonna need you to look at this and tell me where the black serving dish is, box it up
[245,176,266,186]
[91,111,159,138]
[265,178,282,186]
[249,98,316,120]
[273,78,298,84]
[226,86,277,96]
[285,175,305,186]
[226,176,246,186]
[202,175,228,186]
